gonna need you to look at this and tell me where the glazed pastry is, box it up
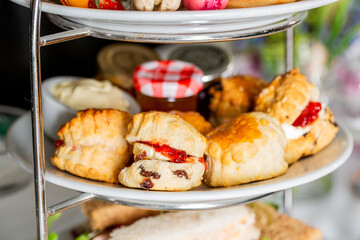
[97,43,160,90]
[51,109,132,183]
[119,111,208,191]
[255,68,338,164]
[132,0,181,11]
[226,0,296,8]
[204,112,287,187]
[209,75,268,126]
[169,110,213,135]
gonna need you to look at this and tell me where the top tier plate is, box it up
[10,0,337,42]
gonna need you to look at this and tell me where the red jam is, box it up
[54,139,64,148]
[292,102,322,127]
[138,141,187,163]
[137,141,207,169]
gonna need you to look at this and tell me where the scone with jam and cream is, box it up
[255,68,338,164]
[119,111,208,191]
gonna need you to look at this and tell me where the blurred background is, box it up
[2,0,360,239]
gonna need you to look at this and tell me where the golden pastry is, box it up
[209,75,268,125]
[169,110,213,135]
[204,112,287,187]
[51,109,132,183]
[255,68,338,164]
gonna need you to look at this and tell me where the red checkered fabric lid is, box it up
[133,60,204,98]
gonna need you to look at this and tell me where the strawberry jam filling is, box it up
[292,102,322,127]
[137,141,206,169]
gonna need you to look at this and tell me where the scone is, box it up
[119,111,208,191]
[169,110,213,135]
[255,68,338,164]
[204,112,287,187]
[51,109,132,183]
[209,75,268,125]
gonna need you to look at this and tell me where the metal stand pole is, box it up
[283,27,294,215]
[286,27,294,72]
[30,0,48,239]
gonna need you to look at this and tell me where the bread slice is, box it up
[109,205,260,240]
[249,202,323,240]
[82,200,160,231]
[261,214,323,240]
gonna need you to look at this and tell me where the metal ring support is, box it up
[45,11,307,43]
[95,192,277,211]
[47,193,95,216]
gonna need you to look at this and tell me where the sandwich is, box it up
[255,68,338,164]
[119,111,208,191]
[105,202,323,240]
[204,112,287,187]
[109,204,260,240]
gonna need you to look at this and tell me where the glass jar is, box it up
[133,60,204,112]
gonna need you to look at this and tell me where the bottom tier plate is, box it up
[6,112,353,206]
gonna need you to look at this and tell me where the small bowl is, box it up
[42,76,141,141]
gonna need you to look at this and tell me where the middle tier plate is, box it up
[7,112,353,205]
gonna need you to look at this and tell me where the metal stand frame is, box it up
[29,0,295,238]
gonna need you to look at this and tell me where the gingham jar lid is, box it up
[133,60,204,98]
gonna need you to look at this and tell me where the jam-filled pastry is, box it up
[209,75,268,126]
[204,112,287,187]
[119,111,208,191]
[51,109,132,183]
[169,110,213,136]
[255,68,338,164]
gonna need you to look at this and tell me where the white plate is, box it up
[6,112,353,205]
[10,0,337,34]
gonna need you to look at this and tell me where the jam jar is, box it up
[133,60,204,112]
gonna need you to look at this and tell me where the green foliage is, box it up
[75,233,91,240]
[306,0,360,61]
[47,213,63,240]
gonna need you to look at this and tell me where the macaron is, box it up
[183,0,229,10]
